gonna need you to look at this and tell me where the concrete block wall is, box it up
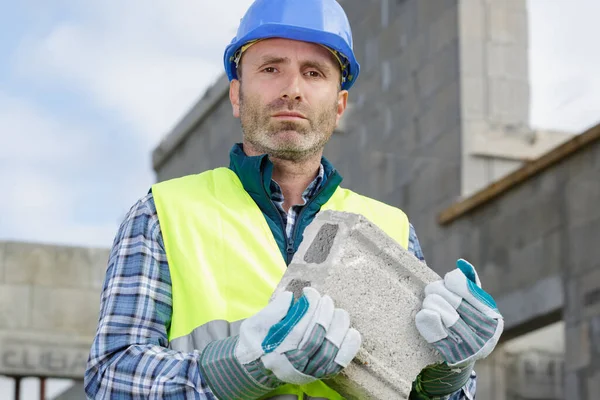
[437,131,600,398]
[324,0,463,264]
[458,0,532,197]
[0,241,109,379]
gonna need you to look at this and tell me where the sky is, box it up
[0,0,597,398]
[0,0,599,251]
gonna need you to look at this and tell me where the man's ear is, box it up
[335,90,348,126]
[230,79,241,118]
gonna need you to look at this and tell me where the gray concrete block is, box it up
[580,268,600,320]
[564,371,582,400]
[0,284,31,329]
[428,7,458,56]
[3,242,96,288]
[47,247,92,288]
[31,287,100,335]
[272,210,443,399]
[565,321,590,372]
[4,242,55,285]
[565,177,600,229]
[567,218,600,276]
[587,370,600,400]
[495,275,563,331]
[458,0,484,40]
[89,248,110,289]
[486,43,528,80]
[488,78,529,125]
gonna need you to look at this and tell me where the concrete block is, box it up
[487,43,528,80]
[89,248,110,289]
[46,247,91,288]
[495,275,563,331]
[31,287,100,335]
[428,7,457,56]
[380,0,389,28]
[461,155,491,198]
[458,0,484,41]
[587,370,600,400]
[0,284,31,329]
[488,78,529,125]
[4,242,55,285]
[564,371,582,400]
[4,242,98,288]
[565,278,582,327]
[461,76,486,119]
[565,321,590,372]
[567,218,600,276]
[272,210,443,399]
[580,268,600,320]
[565,177,600,229]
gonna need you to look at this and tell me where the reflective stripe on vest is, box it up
[152,168,410,400]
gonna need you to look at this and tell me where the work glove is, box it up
[413,259,503,397]
[199,287,361,400]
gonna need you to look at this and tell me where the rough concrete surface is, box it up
[272,210,443,399]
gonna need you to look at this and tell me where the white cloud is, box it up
[14,0,253,146]
[528,0,600,133]
[3,0,255,248]
[0,93,130,247]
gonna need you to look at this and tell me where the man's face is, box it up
[229,38,348,161]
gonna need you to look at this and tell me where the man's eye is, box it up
[263,67,277,73]
[306,71,321,77]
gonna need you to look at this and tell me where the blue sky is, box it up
[0,0,599,252]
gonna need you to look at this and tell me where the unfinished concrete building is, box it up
[151,0,598,398]
[1,0,597,399]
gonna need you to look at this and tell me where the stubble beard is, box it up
[239,86,339,162]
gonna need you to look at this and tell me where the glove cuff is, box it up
[412,362,474,398]
[200,335,284,400]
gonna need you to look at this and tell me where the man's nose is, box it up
[280,72,303,101]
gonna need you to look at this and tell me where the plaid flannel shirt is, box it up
[84,166,476,399]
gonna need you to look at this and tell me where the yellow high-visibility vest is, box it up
[152,167,410,399]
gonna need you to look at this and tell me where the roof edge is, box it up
[152,73,230,172]
[438,121,600,225]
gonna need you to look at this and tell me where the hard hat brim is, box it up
[224,23,360,91]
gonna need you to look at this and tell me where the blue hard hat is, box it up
[224,0,360,91]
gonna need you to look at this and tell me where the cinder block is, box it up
[4,242,55,284]
[565,321,590,372]
[588,370,600,400]
[31,287,100,335]
[4,242,95,288]
[88,248,110,289]
[272,211,443,399]
[0,284,31,329]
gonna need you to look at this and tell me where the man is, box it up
[85,0,503,399]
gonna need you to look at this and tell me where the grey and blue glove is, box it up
[199,287,361,400]
[414,259,503,397]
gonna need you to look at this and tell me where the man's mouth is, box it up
[272,111,307,120]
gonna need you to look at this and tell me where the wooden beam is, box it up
[438,122,600,225]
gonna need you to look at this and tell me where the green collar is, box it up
[228,143,342,202]
[228,143,343,264]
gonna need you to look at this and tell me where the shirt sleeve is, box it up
[407,223,478,400]
[84,193,216,399]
